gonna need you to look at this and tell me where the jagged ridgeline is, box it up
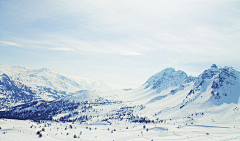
[0,64,111,110]
[0,64,240,124]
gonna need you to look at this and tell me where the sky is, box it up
[0,0,240,89]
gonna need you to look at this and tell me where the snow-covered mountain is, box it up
[181,64,240,108]
[117,64,240,122]
[0,64,111,110]
[0,73,36,110]
[144,67,195,93]
[1,64,239,124]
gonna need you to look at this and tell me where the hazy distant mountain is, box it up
[0,64,111,110]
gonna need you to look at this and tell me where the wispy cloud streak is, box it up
[48,47,74,51]
[1,41,23,47]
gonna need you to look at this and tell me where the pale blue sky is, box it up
[1,0,240,89]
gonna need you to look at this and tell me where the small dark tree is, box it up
[36,131,41,135]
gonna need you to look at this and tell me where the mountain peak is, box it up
[210,64,220,72]
[0,73,10,81]
[144,67,192,93]
[163,67,175,72]
[181,65,240,109]
[198,64,221,80]
[40,68,50,72]
[31,68,52,74]
[12,65,30,70]
[211,64,218,69]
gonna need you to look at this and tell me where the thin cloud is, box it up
[120,51,143,56]
[48,47,74,51]
[1,41,23,47]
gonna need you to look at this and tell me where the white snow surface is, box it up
[1,64,240,140]
[0,116,240,140]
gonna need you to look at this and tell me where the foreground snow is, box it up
[0,118,240,141]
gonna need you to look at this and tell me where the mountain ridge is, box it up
[0,64,239,126]
[144,67,196,93]
[0,64,111,110]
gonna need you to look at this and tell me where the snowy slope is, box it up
[0,73,37,110]
[126,64,240,122]
[181,64,240,108]
[0,64,111,110]
[100,64,240,122]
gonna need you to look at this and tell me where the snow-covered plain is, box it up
[1,64,240,140]
[0,118,240,141]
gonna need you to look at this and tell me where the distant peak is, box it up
[163,67,175,72]
[32,68,51,73]
[1,73,9,77]
[144,67,189,92]
[12,65,30,70]
[40,68,50,72]
[0,73,10,80]
[211,64,218,69]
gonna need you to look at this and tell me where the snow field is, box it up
[1,119,240,141]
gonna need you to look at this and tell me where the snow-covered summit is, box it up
[12,65,31,70]
[181,64,240,108]
[198,64,221,80]
[144,67,194,93]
